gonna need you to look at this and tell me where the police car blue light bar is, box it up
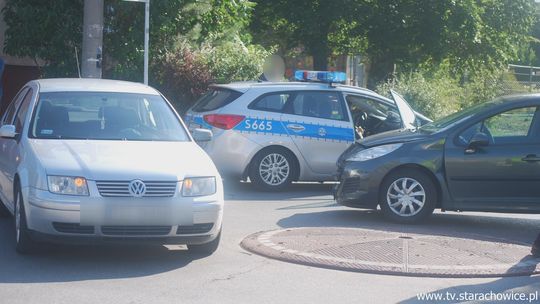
[294,70,347,83]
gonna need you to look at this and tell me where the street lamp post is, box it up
[123,0,150,85]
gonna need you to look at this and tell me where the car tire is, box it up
[187,231,221,255]
[379,169,436,224]
[14,185,37,254]
[249,147,297,191]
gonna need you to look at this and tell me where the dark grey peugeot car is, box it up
[334,92,540,223]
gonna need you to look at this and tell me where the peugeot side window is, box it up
[458,106,538,145]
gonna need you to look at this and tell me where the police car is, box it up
[185,71,430,190]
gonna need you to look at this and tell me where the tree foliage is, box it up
[2,0,257,80]
[251,0,536,87]
[2,0,83,77]
[154,37,272,112]
[102,0,256,82]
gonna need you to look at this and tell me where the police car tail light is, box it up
[204,114,245,130]
[294,70,347,83]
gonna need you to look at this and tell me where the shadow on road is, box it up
[277,209,540,246]
[224,180,335,202]
[0,219,205,284]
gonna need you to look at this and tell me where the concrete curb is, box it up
[240,227,540,278]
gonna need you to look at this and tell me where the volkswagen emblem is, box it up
[128,180,146,197]
[318,127,327,137]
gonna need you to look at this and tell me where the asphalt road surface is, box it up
[0,181,539,304]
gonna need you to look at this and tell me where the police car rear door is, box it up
[280,90,354,175]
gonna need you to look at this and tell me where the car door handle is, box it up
[287,124,305,132]
[522,154,540,162]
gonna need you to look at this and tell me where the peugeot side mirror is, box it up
[192,128,213,142]
[466,132,489,153]
[0,125,16,139]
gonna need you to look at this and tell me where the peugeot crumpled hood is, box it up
[358,129,430,148]
[29,140,218,181]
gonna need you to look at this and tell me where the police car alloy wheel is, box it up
[379,169,436,224]
[250,148,297,190]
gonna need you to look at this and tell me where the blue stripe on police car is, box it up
[234,117,354,142]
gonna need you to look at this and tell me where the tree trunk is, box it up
[310,38,329,71]
[367,57,395,89]
[312,51,328,70]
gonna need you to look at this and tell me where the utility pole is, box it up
[81,0,104,78]
[123,0,150,85]
[144,0,149,85]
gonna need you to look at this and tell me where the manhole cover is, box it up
[240,228,540,278]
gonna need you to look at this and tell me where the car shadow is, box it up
[398,256,540,303]
[0,218,207,284]
[224,180,336,202]
[276,209,540,246]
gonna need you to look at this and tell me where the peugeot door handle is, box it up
[522,154,540,162]
[287,124,305,132]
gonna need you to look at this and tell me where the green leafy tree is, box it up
[251,0,536,87]
[103,0,255,82]
[2,0,83,77]
[250,0,357,70]
[2,0,256,80]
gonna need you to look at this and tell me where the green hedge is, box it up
[375,66,522,120]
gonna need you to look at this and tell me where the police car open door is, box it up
[280,91,355,175]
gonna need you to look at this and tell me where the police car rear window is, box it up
[191,88,242,112]
[249,93,291,112]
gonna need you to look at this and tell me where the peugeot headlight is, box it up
[346,143,402,162]
[47,176,89,196]
[182,177,216,197]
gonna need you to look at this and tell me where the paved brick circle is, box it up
[240,227,540,278]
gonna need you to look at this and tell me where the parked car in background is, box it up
[184,71,430,190]
[335,93,540,223]
[0,79,223,254]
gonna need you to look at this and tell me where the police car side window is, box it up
[290,92,346,121]
[250,93,291,112]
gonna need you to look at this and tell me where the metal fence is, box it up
[506,64,540,93]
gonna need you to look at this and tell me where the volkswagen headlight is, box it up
[48,176,89,196]
[346,143,402,162]
[182,177,216,197]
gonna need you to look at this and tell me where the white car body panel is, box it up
[0,79,223,246]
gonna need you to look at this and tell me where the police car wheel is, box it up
[250,148,297,191]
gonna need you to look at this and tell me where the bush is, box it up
[201,40,272,83]
[376,65,513,120]
[154,41,213,113]
[376,70,462,120]
[154,37,272,113]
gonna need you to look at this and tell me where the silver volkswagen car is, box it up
[0,79,223,254]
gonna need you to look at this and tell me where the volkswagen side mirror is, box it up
[0,125,16,139]
[192,128,213,142]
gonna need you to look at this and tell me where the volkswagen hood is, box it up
[29,140,219,181]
